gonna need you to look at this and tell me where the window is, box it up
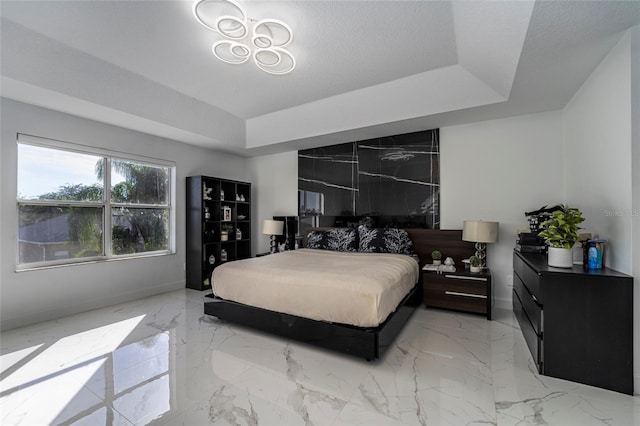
[17,134,174,268]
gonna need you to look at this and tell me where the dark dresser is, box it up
[512,251,633,394]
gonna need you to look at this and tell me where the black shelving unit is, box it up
[186,176,251,291]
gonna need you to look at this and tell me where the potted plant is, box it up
[469,255,482,273]
[431,250,442,265]
[538,205,585,268]
[220,223,233,241]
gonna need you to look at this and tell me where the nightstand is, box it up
[422,268,492,320]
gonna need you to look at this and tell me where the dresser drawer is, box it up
[513,274,543,335]
[424,273,488,316]
[513,289,543,371]
[513,252,543,303]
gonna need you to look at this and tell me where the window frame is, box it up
[16,134,176,270]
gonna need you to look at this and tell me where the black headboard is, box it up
[303,227,474,268]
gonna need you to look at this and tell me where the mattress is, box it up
[211,249,419,327]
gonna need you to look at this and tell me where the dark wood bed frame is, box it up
[204,228,474,360]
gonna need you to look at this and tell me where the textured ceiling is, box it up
[1,0,639,156]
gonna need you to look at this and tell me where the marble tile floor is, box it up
[1,289,638,426]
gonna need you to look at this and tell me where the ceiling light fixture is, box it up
[193,0,296,75]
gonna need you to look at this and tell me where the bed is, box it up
[204,228,473,360]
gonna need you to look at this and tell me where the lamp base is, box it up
[270,235,276,253]
[475,242,487,267]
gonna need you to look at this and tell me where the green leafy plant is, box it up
[538,205,585,249]
[431,250,442,260]
[221,223,234,233]
[469,255,481,267]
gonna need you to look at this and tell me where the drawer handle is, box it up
[444,275,487,282]
[445,291,487,299]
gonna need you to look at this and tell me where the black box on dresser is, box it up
[512,251,633,394]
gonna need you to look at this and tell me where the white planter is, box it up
[432,260,442,265]
[548,246,573,268]
[470,265,482,273]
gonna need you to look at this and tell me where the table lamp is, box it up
[262,219,284,253]
[462,220,499,267]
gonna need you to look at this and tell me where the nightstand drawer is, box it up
[423,274,488,316]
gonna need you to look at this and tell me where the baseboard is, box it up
[494,295,512,310]
[1,280,184,331]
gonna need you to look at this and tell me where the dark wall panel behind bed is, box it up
[298,129,440,229]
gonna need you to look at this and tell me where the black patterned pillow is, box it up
[306,228,358,252]
[306,230,329,250]
[358,226,414,255]
[326,228,358,252]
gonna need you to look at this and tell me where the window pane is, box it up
[18,205,104,264]
[18,144,104,201]
[111,160,169,205]
[112,208,169,255]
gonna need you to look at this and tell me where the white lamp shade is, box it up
[462,220,499,243]
[262,219,284,236]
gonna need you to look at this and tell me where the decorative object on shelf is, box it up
[220,188,224,200]
[209,254,216,265]
[262,219,284,253]
[221,248,228,262]
[469,255,482,273]
[237,215,246,220]
[462,220,499,267]
[236,228,242,240]
[236,194,240,201]
[240,194,245,202]
[431,250,442,265]
[203,184,212,200]
[221,223,233,241]
[538,205,584,268]
[444,257,454,266]
[222,205,232,221]
[192,0,296,75]
[204,207,210,219]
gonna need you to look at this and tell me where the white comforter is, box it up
[212,249,419,327]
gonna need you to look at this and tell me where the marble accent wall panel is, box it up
[298,142,357,216]
[298,129,440,228]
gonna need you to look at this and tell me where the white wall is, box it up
[0,98,248,330]
[631,25,640,397]
[563,32,632,274]
[440,111,565,308]
[247,152,299,255]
